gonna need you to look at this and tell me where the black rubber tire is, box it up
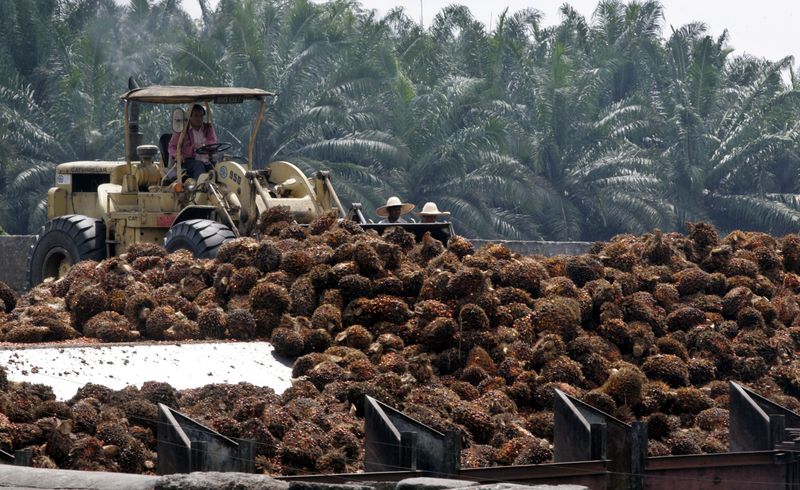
[28,215,107,287]
[163,219,235,258]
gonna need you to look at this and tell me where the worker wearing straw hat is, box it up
[376,196,416,223]
[415,202,451,223]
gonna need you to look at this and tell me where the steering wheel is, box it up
[195,142,232,155]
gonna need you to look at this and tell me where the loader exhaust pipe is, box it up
[127,77,142,162]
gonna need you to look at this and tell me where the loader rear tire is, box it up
[28,215,107,288]
[164,219,235,259]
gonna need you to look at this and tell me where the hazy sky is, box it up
[174,0,797,64]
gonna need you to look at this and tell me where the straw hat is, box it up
[376,196,415,217]
[415,202,451,217]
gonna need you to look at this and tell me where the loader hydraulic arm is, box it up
[314,171,345,217]
[246,170,273,213]
[205,182,240,237]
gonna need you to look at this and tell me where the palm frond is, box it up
[709,193,800,235]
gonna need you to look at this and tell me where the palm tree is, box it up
[179,0,406,209]
[400,76,544,239]
[371,7,548,238]
[654,23,800,234]
[0,0,127,233]
[588,0,665,104]
[700,57,800,234]
[0,80,64,233]
[2,0,800,241]
[495,5,672,240]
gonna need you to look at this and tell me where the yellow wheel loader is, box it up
[27,85,345,286]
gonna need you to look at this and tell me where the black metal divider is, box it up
[363,395,461,477]
[729,381,800,452]
[553,388,647,490]
[156,403,255,475]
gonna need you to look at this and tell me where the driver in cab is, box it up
[168,104,217,180]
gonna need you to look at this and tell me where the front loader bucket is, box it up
[359,222,455,244]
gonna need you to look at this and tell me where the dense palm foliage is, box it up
[1,0,799,239]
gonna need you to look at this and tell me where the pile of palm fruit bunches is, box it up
[0,208,798,474]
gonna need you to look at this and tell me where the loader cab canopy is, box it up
[120,86,275,103]
[119,85,276,177]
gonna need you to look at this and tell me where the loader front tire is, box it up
[28,215,107,288]
[164,219,235,259]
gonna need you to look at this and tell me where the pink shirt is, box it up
[168,123,217,160]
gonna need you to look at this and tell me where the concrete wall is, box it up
[0,236,593,293]
[0,235,36,292]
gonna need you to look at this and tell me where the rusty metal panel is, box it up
[460,461,609,489]
[277,451,800,490]
[646,451,798,490]
[277,461,609,488]
[644,463,786,490]
[646,451,780,470]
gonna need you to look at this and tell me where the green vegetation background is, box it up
[1,0,799,240]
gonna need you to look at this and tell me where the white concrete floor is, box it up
[0,341,293,400]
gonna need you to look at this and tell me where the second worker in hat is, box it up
[415,202,451,223]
